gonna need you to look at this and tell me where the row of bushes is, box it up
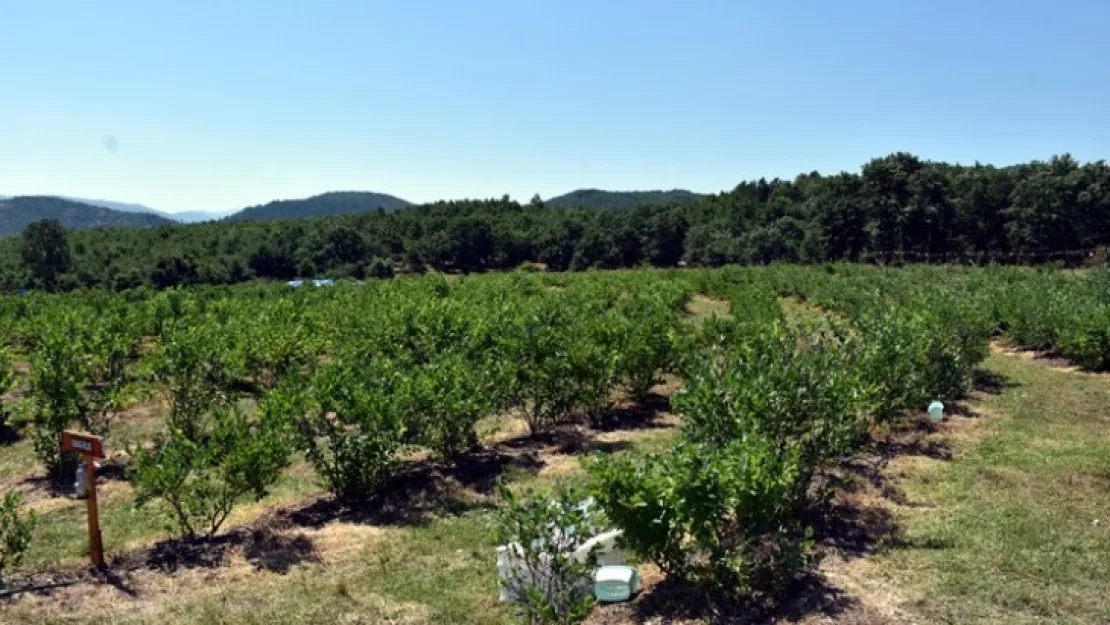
[493,267,996,623]
[2,273,697,543]
[585,299,989,608]
[0,265,1088,603]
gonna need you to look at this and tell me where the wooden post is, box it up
[62,430,106,569]
[85,459,104,568]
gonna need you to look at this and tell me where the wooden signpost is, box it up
[62,430,105,568]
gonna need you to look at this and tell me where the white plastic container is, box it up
[569,530,624,567]
[928,400,945,423]
[74,461,88,499]
[495,530,625,603]
[594,565,640,602]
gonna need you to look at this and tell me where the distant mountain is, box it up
[544,189,705,210]
[224,191,410,222]
[169,210,226,223]
[46,196,224,223]
[0,196,175,237]
[57,196,172,218]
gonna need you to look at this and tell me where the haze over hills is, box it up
[168,210,226,223]
[0,196,175,237]
[56,196,171,218]
[55,196,227,223]
[1,194,228,223]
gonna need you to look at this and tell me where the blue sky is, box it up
[1,1,1108,214]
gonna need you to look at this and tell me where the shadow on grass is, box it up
[242,527,323,574]
[0,421,22,445]
[19,473,76,498]
[495,392,675,457]
[874,413,958,459]
[974,367,1021,395]
[594,570,867,625]
[95,458,130,482]
[588,392,673,432]
[810,499,900,559]
[110,524,323,577]
[288,448,539,530]
[19,456,132,499]
[496,428,634,456]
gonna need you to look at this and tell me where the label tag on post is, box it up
[62,431,105,459]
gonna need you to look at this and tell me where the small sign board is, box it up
[62,430,104,459]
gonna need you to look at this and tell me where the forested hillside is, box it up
[2,152,1109,291]
[0,196,174,237]
[543,188,704,209]
[224,191,410,222]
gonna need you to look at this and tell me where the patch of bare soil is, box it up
[990,340,1109,376]
[686,294,731,319]
[493,381,683,480]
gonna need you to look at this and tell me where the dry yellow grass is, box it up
[684,294,731,319]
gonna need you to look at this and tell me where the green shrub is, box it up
[590,323,865,607]
[148,322,239,441]
[576,313,622,423]
[499,299,612,434]
[675,324,870,469]
[0,492,36,587]
[588,438,815,605]
[234,302,316,389]
[614,297,680,401]
[1058,305,1110,371]
[400,352,503,459]
[918,298,991,400]
[856,309,932,420]
[491,484,604,625]
[130,405,290,539]
[27,322,89,478]
[0,346,15,436]
[267,361,406,501]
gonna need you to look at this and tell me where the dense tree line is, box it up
[4,152,1110,291]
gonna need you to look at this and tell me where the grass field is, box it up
[860,350,1110,625]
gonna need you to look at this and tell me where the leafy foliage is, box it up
[0,346,15,436]
[399,353,503,459]
[0,263,1106,613]
[265,361,407,501]
[4,153,1110,292]
[26,319,90,478]
[148,321,239,441]
[491,485,604,625]
[20,219,72,290]
[129,405,290,539]
[0,493,36,586]
[497,299,606,434]
[675,324,870,469]
[589,439,815,606]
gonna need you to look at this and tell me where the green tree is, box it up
[129,405,290,539]
[20,219,71,289]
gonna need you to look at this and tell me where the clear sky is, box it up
[1,1,1108,214]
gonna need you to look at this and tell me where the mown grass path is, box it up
[847,352,1110,625]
